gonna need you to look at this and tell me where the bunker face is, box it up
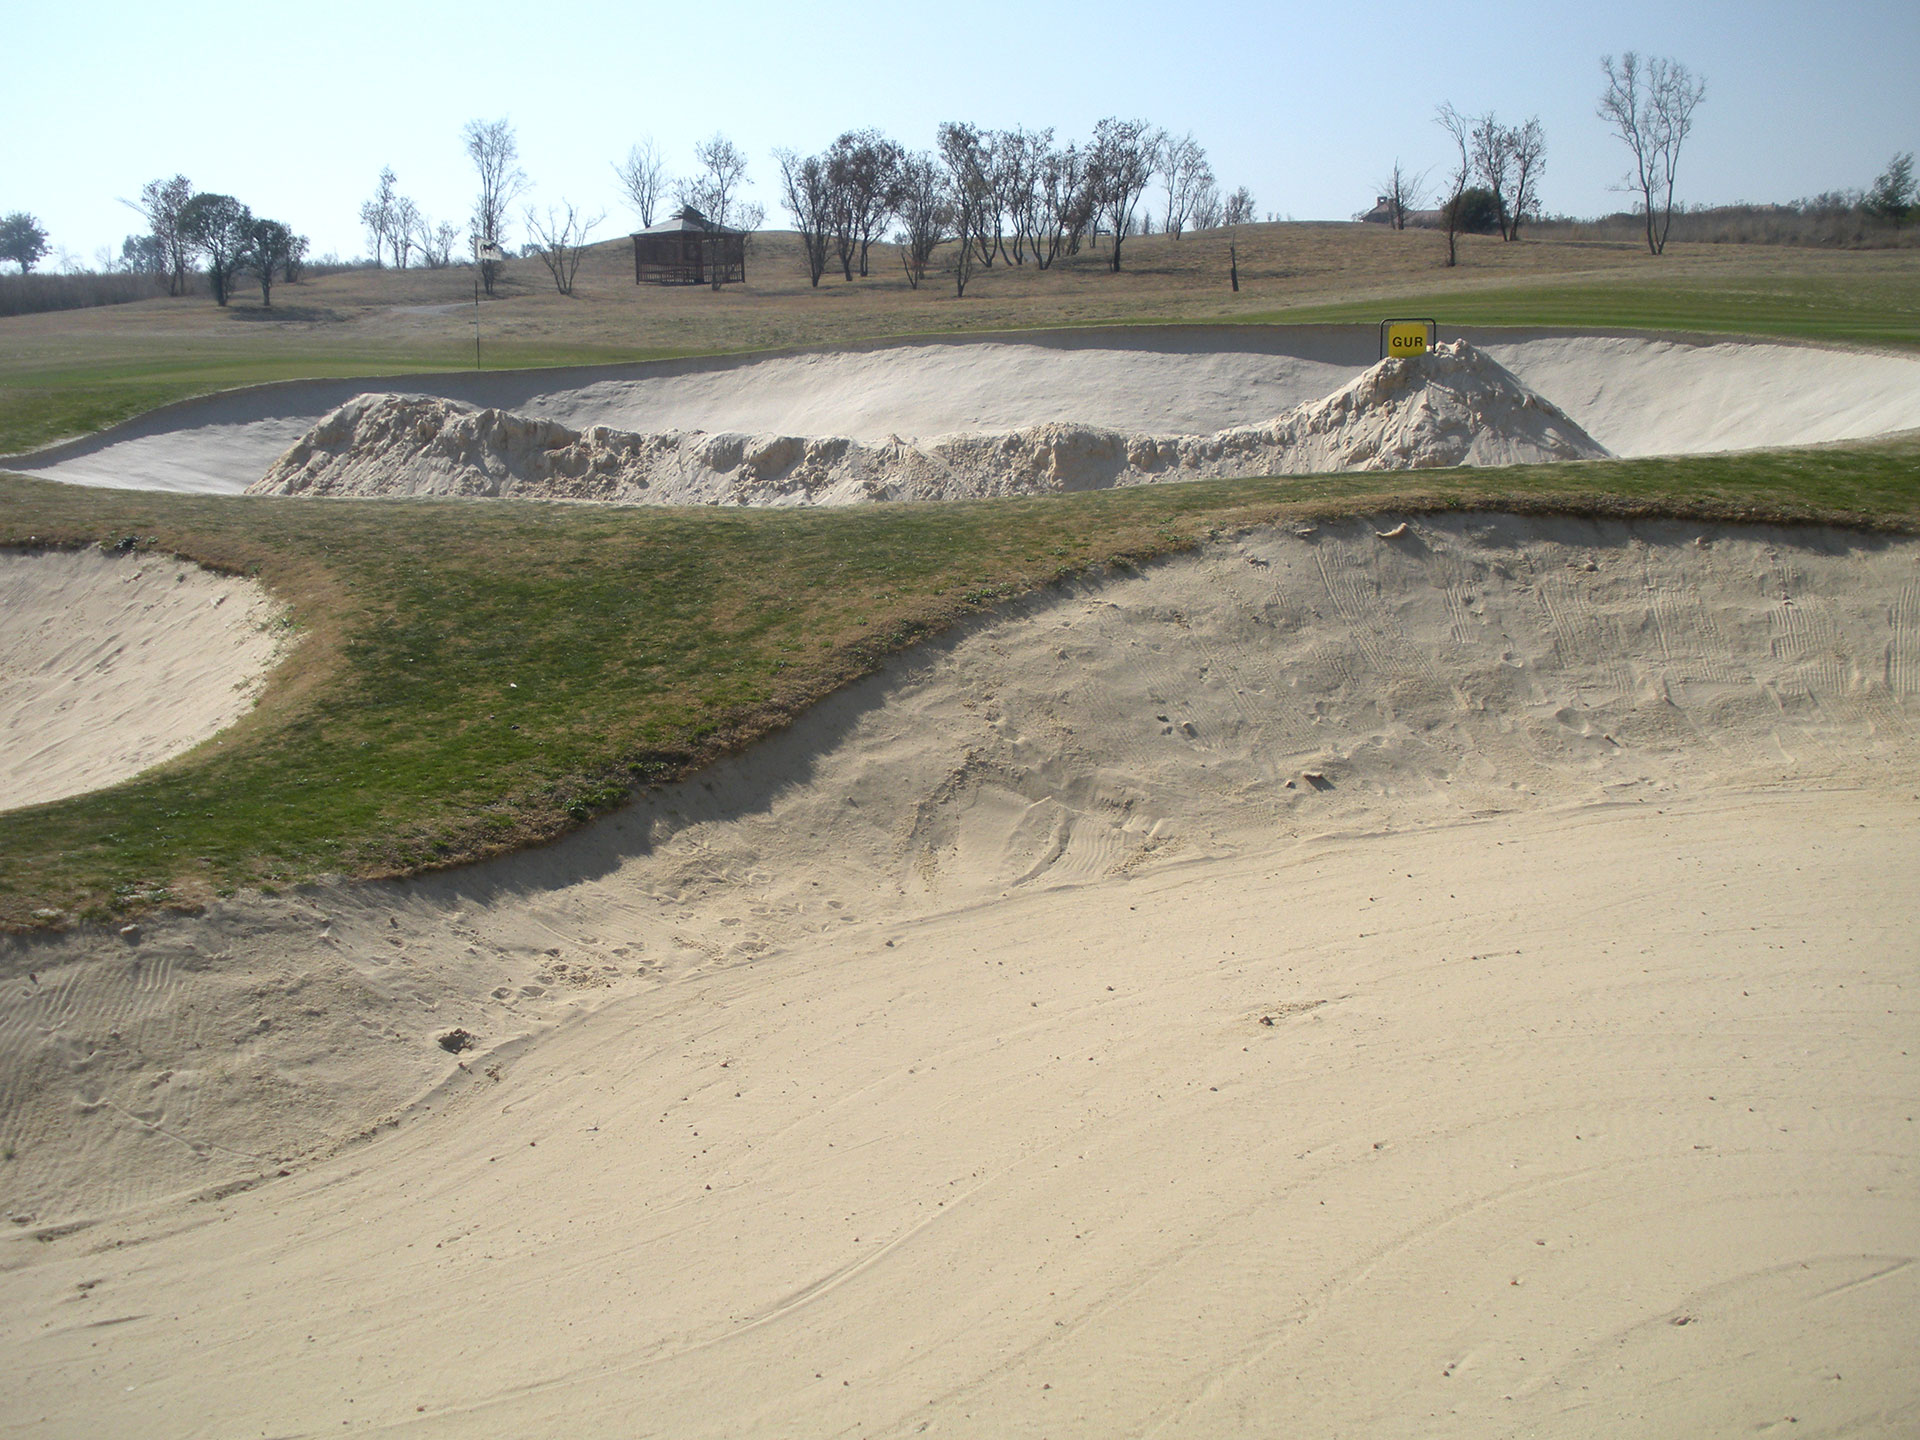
[9,326,1920,495]
[2,516,1915,1439]
[0,549,284,812]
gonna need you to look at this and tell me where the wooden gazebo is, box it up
[630,206,747,286]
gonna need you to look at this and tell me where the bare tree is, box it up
[1221,186,1257,227]
[775,148,835,287]
[677,133,750,230]
[826,129,904,279]
[1088,117,1161,271]
[1469,113,1515,239]
[1506,118,1546,239]
[950,177,984,297]
[524,202,603,295]
[937,122,997,268]
[1599,52,1707,255]
[892,151,949,289]
[422,220,461,269]
[390,196,422,267]
[1435,104,1473,267]
[121,175,194,295]
[1035,141,1091,266]
[1191,182,1222,231]
[1158,131,1214,238]
[998,126,1051,264]
[982,130,1017,264]
[360,166,399,266]
[1377,160,1425,230]
[613,139,668,228]
[464,118,527,295]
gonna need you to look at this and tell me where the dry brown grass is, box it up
[12,221,1915,366]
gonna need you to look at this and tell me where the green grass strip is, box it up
[1265,273,1920,348]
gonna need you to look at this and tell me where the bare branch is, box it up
[1599,52,1705,254]
[677,134,750,231]
[1088,117,1160,271]
[464,118,528,294]
[523,202,603,295]
[1376,160,1426,230]
[1434,103,1472,267]
[776,148,834,288]
[892,152,949,289]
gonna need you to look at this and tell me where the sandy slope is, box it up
[0,548,284,813]
[2,515,1915,1437]
[9,327,1920,494]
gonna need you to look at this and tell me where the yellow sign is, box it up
[1384,321,1432,358]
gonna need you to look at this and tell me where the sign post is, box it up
[1379,317,1438,362]
[472,239,504,371]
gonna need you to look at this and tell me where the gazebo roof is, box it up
[632,205,744,238]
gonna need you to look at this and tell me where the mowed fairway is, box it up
[1,228,1917,1439]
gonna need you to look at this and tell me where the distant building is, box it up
[630,206,747,287]
[1356,196,1443,229]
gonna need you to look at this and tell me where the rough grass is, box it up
[4,432,1918,930]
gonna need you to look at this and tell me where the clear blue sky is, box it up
[6,0,1916,266]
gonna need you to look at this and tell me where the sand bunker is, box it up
[0,548,284,812]
[2,515,1915,1436]
[9,326,1919,496]
[249,342,1608,504]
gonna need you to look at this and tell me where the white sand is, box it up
[3,515,1915,1437]
[0,548,284,812]
[1487,333,1920,455]
[9,327,1920,495]
[249,342,1608,504]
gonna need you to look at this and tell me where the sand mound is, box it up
[0,548,285,812]
[3,516,1915,1437]
[250,342,1608,504]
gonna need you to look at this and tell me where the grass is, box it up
[2,224,1919,927]
[1272,267,1920,348]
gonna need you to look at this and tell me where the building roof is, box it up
[632,206,744,238]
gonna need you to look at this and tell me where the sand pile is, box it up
[249,342,1609,504]
[0,548,284,812]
